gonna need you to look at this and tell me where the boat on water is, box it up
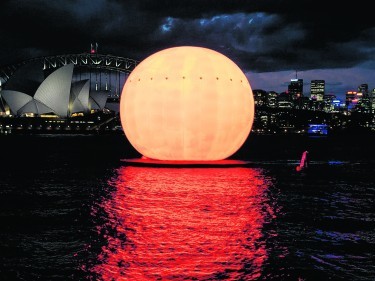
[307,124,328,137]
[296,150,309,172]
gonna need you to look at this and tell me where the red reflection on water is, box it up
[92,167,273,280]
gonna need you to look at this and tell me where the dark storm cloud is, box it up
[0,0,373,74]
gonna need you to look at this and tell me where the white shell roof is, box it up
[1,90,33,115]
[70,79,90,114]
[18,99,54,115]
[1,63,115,117]
[89,91,108,110]
[34,64,74,118]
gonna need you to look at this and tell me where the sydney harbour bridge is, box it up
[0,52,139,99]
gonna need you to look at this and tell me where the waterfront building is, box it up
[267,91,278,108]
[358,84,369,96]
[323,94,336,112]
[356,84,371,112]
[253,90,280,108]
[253,89,268,107]
[299,96,311,110]
[0,63,107,118]
[346,91,358,110]
[277,92,293,108]
[0,62,120,134]
[370,89,375,113]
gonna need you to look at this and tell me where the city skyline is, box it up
[248,68,373,100]
[0,0,373,99]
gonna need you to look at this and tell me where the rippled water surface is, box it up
[0,134,374,280]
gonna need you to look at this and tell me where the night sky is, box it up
[0,0,373,99]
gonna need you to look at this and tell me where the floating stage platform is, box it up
[121,158,252,168]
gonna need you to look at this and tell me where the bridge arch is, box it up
[0,53,140,98]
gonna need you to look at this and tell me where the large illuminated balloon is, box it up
[120,46,254,161]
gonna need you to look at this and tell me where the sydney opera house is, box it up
[0,62,121,134]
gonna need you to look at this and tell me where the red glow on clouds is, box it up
[90,167,275,280]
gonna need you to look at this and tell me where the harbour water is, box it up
[0,134,374,280]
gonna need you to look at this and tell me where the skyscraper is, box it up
[371,88,375,112]
[310,80,325,101]
[358,84,368,96]
[288,78,303,100]
[357,84,370,111]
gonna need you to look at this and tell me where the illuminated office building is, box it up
[358,84,368,95]
[357,84,371,111]
[310,80,325,101]
[346,91,358,111]
[288,79,303,100]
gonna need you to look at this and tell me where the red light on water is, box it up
[91,167,274,280]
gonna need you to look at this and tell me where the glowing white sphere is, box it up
[120,46,254,161]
